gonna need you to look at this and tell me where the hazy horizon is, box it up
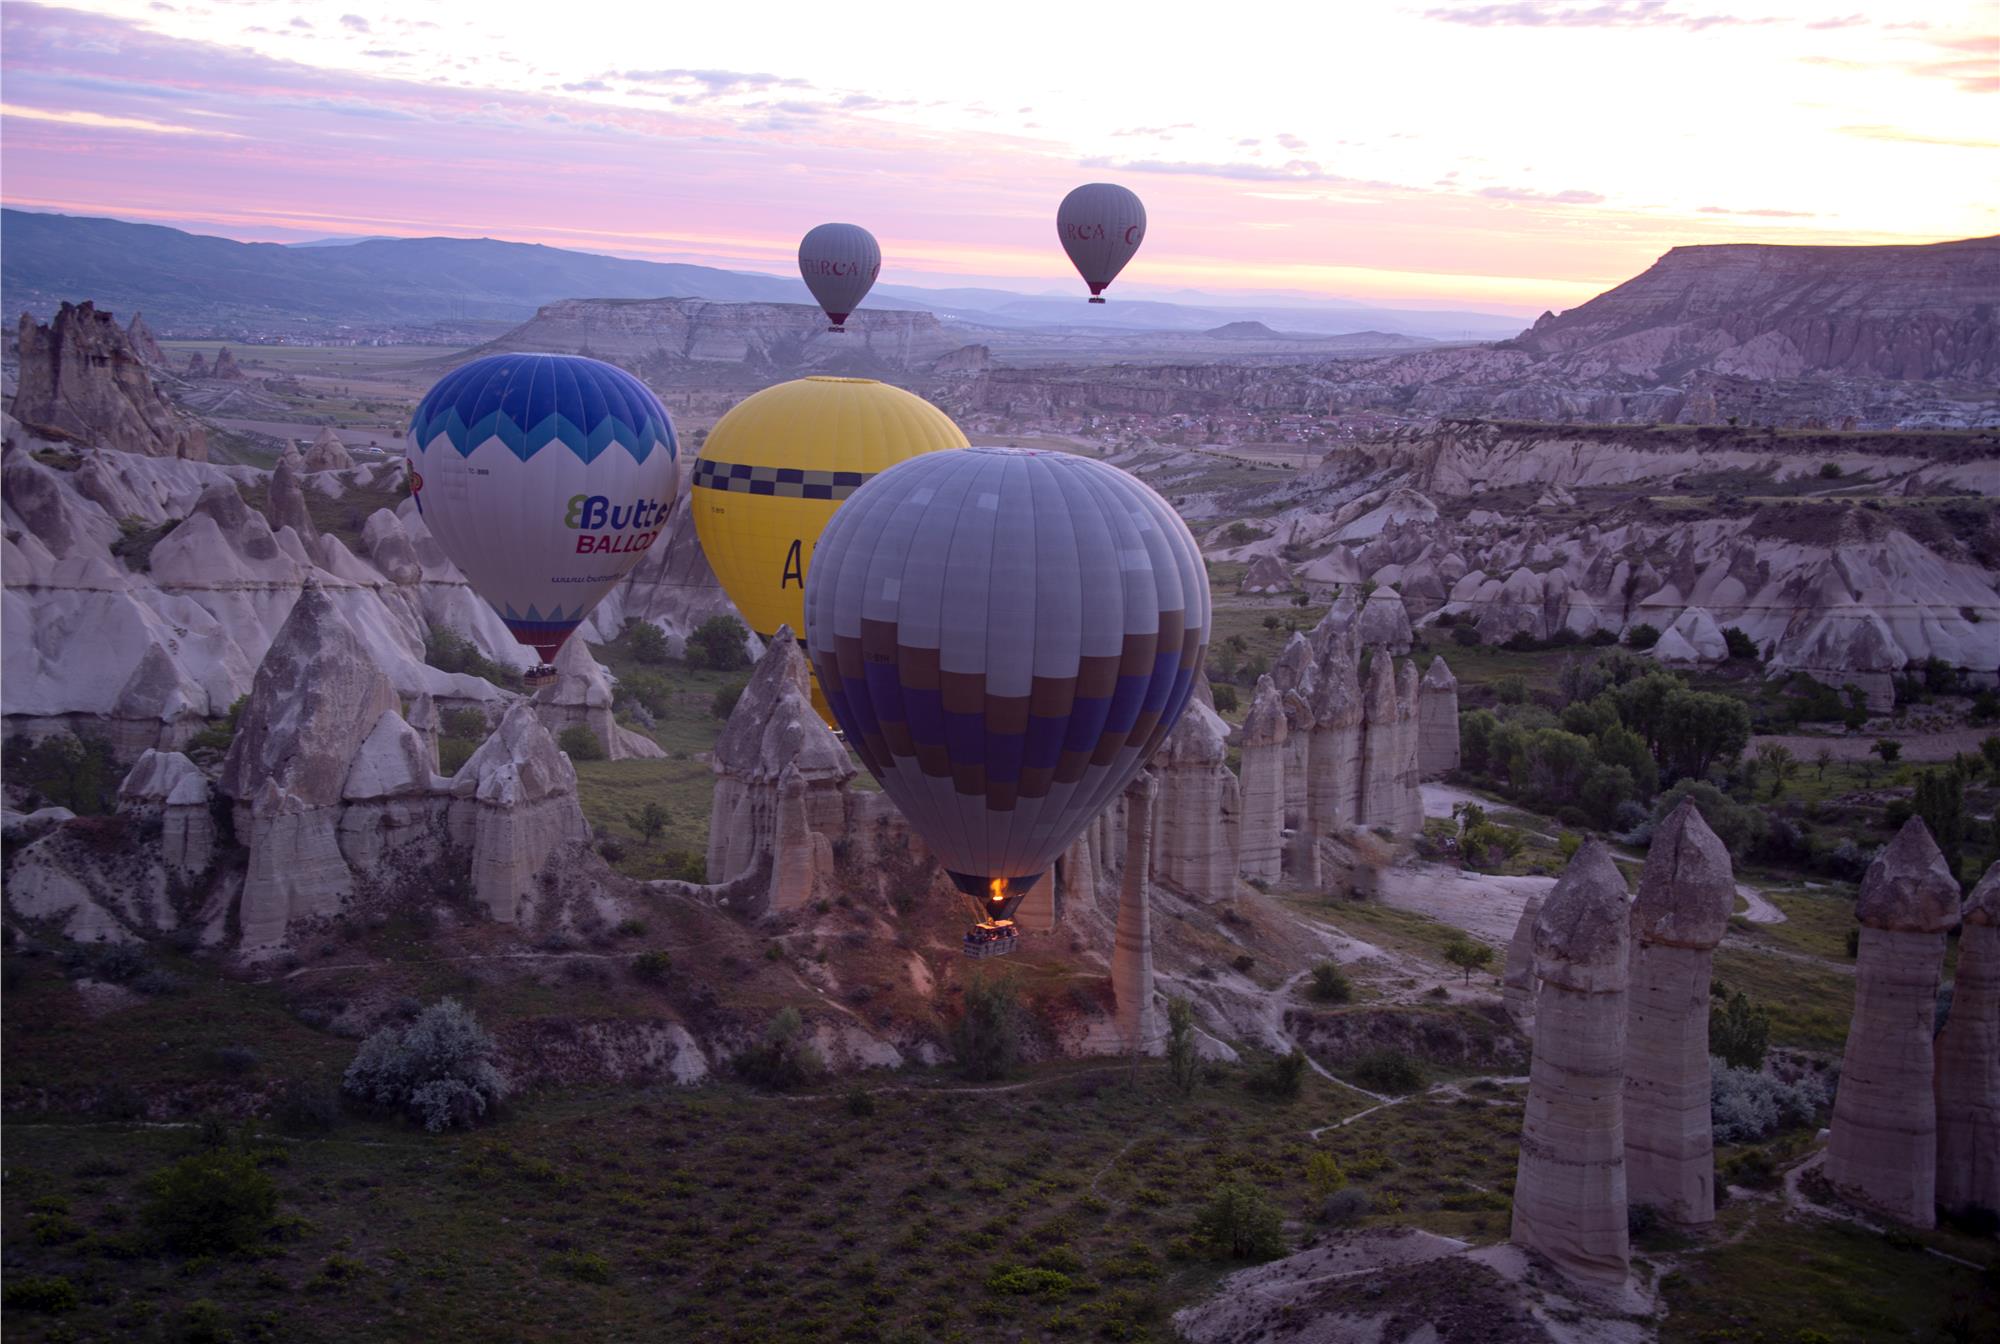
[1,0,1993,319]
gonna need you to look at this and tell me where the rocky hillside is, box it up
[471,297,970,383]
[1514,235,2000,382]
[959,235,2000,430]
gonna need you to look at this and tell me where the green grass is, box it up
[1740,886,1858,963]
[1284,895,1480,967]
[1711,946,1853,1054]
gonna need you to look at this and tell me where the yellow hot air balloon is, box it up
[690,376,967,722]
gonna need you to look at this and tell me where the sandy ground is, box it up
[1752,728,1990,764]
[1378,861,1551,947]
[212,417,402,450]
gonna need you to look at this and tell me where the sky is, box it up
[1,1,1993,316]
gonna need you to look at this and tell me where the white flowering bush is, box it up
[343,997,509,1132]
[1710,1057,1827,1144]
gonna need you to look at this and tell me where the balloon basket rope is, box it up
[523,665,559,688]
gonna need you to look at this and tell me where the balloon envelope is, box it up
[798,223,881,331]
[692,377,967,722]
[803,447,1210,912]
[1056,183,1146,301]
[407,353,679,663]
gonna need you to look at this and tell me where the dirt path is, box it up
[1752,729,1988,765]
[1734,882,1787,925]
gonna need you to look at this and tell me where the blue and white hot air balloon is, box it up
[407,353,679,686]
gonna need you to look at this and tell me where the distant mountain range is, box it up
[0,209,1523,341]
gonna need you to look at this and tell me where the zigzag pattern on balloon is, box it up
[407,352,675,465]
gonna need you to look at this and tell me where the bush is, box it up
[178,1298,234,1344]
[1246,1049,1307,1100]
[1625,623,1661,651]
[557,724,607,761]
[550,1251,614,1284]
[1710,990,1771,1071]
[1305,1151,1346,1200]
[625,619,669,665]
[1165,996,1199,1094]
[11,730,118,814]
[1653,780,1767,857]
[711,680,747,720]
[686,615,751,671]
[1210,684,1240,714]
[1319,1187,1370,1227]
[1451,623,1482,647]
[1722,626,1759,660]
[423,626,516,688]
[1307,960,1352,1003]
[208,1046,261,1076]
[4,1275,80,1313]
[1193,1182,1287,1261]
[343,997,509,1132]
[952,976,1022,1081]
[188,694,250,754]
[1819,461,1842,479]
[1710,1059,1828,1143]
[987,1264,1078,1298]
[734,1007,822,1090]
[845,1086,876,1118]
[274,1077,342,1134]
[142,1150,279,1254]
[1349,1049,1424,1094]
[631,949,672,983]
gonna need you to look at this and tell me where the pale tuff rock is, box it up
[1271,633,1316,831]
[125,312,166,367]
[1152,693,1239,901]
[705,627,854,886]
[1236,676,1287,883]
[1937,862,2000,1217]
[221,584,398,947]
[4,822,171,943]
[1391,660,1423,836]
[1303,633,1363,864]
[1114,772,1160,1053]
[768,765,833,913]
[1357,587,1414,654]
[360,509,423,585]
[1623,801,1735,1226]
[485,296,959,372]
[267,453,316,543]
[1652,608,1727,666]
[1357,654,1404,831]
[1827,817,1962,1227]
[303,427,354,473]
[116,748,215,881]
[532,637,665,762]
[337,708,450,875]
[1513,840,1632,1287]
[9,302,206,460]
[1238,553,1292,594]
[448,701,590,923]
[210,348,245,381]
[1503,894,1543,1033]
[1418,656,1461,777]
[406,691,442,774]
[1058,831,1096,920]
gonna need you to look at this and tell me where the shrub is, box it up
[1624,623,1661,651]
[142,1150,279,1254]
[1710,1058,1828,1143]
[845,1086,876,1118]
[423,626,516,688]
[625,619,669,665]
[5,1275,81,1313]
[658,848,706,883]
[631,949,672,983]
[1305,1151,1346,1200]
[1193,1182,1287,1260]
[274,1077,342,1134]
[686,615,751,671]
[208,1046,261,1076]
[12,730,118,814]
[343,997,509,1132]
[1710,991,1771,1070]
[178,1298,234,1344]
[1246,1049,1307,1100]
[1319,1187,1370,1227]
[1451,623,1482,647]
[557,725,607,761]
[1819,461,1842,479]
[1307,960,1352,1004]
[711,680,747,720]
[1165,996,1199,1094]
[1349,1049,1424,1094]
[953,976,1022,1081]
[1442,938,1494,984]
[986,1264,1078,1298]
[550,1250,613,1283]
[1653,780,1767,858]
[1210,684,1240,714]
[734,1007,822,1090]
[188,694,250,754]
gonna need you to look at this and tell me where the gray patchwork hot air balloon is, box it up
[1057,183,1146,302]
[803,447,1210,956]
[798,222,881,332]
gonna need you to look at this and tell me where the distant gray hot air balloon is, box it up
[1056,183,1146,303]
[804,446,1210,956]
[798,222,881,332]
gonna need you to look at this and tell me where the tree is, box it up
[1710,990,1770,1070]
[1654,780,1767,857]
[710,680,747,720]
[141,1150,279,1254]
[557,725,607,761]
[1625,622,1661,651]
[343,998,510,1132]
[1194,1182,1287,1261]
[1755,743,1796,800]
[1913,768,1965,872]
[1657,689,1752,780]
[632,801,667,845]
[1722,626,1759,661]
[1443,938,1495,984]
[1305,1151,1347,1201]
[1814,747,1834,780]
[625,620,668,665]
[1871,738,1902,765]
[14,731,117,814]
[1613,671,1684,755]
[952,976,1022,1081]
[686,615,751,671]
[1166,996,1199,1094]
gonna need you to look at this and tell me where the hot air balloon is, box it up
[1056,183,1146,303]
[692,377,966,723]
[803,447,1210,955]
[407,353,679,687]
[798,223,881,332]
